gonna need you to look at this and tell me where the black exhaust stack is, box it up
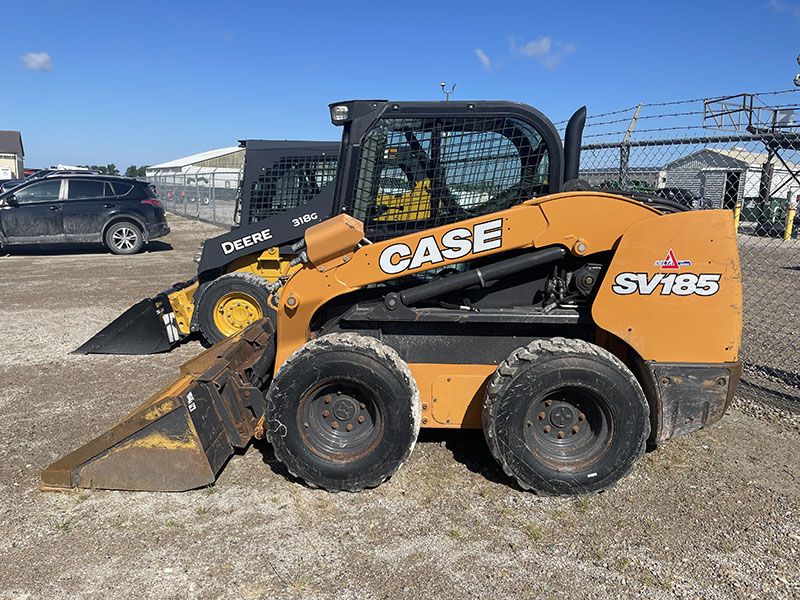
[563,106,587,183]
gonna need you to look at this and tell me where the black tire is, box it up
[105,221,144,254]
[265,333,420,491]
[195,272,275,345]
[483,338,649,495]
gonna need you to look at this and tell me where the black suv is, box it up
[0,175,169,254]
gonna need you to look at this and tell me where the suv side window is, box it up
[67,180,105,200]
[112,182,133,196]
[14,180,62,204]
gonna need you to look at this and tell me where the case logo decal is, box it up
[655,248,692,270]
[612,272,721,296]
[379,218,503,275]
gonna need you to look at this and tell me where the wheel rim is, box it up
[297,380,383,463]
[523,386,614,470]
[212,291,262,336]
[112,227,138,251]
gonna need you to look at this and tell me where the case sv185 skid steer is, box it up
[44,100,741,495]
[75,104,687,354]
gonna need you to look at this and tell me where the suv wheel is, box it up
[105,221,144,254]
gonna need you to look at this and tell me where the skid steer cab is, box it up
[47,99,741,496]
[75,100,687,355]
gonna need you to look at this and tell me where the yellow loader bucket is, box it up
[42,319,275,491]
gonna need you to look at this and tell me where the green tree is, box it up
[125,165,138,177]
[105,164,119,176]
[137,166,149,177]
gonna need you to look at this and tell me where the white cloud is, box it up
[767,0,800,17]
[510,36,575,69]
[21,51,53,72]
[519,37,552,58]
[474,48,491,71]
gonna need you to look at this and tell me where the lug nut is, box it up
[331,421,339,430]
[324,396,331,404]
[572,426,580,434]
[557,431,565,439]
[527,421,532,427]
[346,424,353,431]
[578,413,585,422]
[538,412,546,420]
[544,399,553,407]
[303,422,309,428]
[543,425,551,433]
[359,402,366,409]
[322,410,329,418]
[337,391,342,395]
[357,416,365,423]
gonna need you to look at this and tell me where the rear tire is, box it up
[105,221,144,254]
[196,272,275,345]
[265,333,420,491]
[483,338,649,495]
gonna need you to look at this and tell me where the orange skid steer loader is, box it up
[42,100,741,495]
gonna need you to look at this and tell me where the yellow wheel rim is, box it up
[212,291,262,337]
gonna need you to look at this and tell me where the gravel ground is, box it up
[1,215,798,600]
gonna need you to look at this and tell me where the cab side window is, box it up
[352,116,550,237]
[14,180,61,204]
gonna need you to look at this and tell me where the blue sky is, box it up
[2,0,799,169]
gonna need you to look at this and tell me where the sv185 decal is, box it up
[612,272,721,296]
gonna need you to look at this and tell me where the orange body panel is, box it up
[410,363,496,428]
[592,210,741,363]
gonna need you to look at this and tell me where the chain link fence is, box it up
[570,89,800,400]
[147,170,241,228]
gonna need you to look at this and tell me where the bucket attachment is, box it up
[73,294,181,355]
[43,319,275,491]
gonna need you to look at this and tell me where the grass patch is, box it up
[164,519,178,528]
[590,544,605,561]
[722,541,738,553]
[574,496,593,513]
[55,517,75,532]
[525,523,543,541]
[195,506,208,516]
[617,557,630,572]
[448,528,461,539]
[203,485,217,496]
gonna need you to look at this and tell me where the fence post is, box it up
[784,195,797,240]
[619,103,642,189]
[734,200,742,232]
[619,145,630,189]
[211,172,216,225]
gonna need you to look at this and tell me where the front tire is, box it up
[483,338,649,495]
[265,333,420,491]
[196,272,275,344]
[105,221,144,254]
